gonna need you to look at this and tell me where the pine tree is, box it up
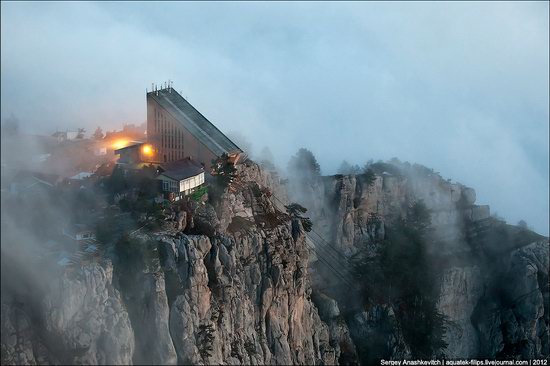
[93,126,104,140]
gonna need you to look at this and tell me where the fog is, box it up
[1,1,548,235]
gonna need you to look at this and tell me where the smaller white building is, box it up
[70,172,94,180]
[157,158,205,201]
[63,224,96,241]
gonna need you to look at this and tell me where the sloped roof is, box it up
[148,89,242,156]
[113,141,144,155]
[158,158,204,181]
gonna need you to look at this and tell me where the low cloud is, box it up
[1,2,548,234]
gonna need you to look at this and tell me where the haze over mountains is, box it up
[1,3,549,362]
[1,2,548,232]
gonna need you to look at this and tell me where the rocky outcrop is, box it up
[474,240,549,359]
[2,161,342,365]
[437,266,484,358]
[294,165,491,257]
[123,254,177,365]
[1,302,47,365]
[2,160,547,364]
[1,260,134,365]
[288,162,548,361]
[348,305,411,362]
[155,193,339,364]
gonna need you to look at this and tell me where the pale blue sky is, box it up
[1,2,548,235]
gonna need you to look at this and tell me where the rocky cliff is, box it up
[1,160,548,364]
[1,258,134,365]
[1,162,345,365]
[286,161,548,361]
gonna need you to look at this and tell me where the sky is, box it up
[1,1,548,235]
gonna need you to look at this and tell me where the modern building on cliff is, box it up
[146,83,243,166]
[156,158,205,201]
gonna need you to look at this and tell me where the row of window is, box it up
[180,173,205,192]
[154,108,186,152]
[163,150,186,163]
[161,174,205,194]
[162,180,179,193]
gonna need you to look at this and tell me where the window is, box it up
[163,180,169,191]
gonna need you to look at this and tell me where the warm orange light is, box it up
[112,139,129,150]
[142,144,153,155]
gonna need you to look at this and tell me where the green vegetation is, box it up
[105,165,129,198]
[353,307,397,365]
[337,160,361,175]
[208,153,237,206]
[113,235,159,294]
[118,196,163,220]
[211,153,237,188]
[258,146,276,170]
[351,201,449,360]
[95,210,121,244]
[288,148,321,179]
[190,186,208,202]
[105,165,160,202]
[285,203,313,232]
[197,324,215,359]
[244,339,257,357]
[363,168,376,187]
[93,126,104,140]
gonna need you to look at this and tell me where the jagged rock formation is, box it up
[1,260,134,365]
[473,239,549,359]
[1,161,341,365]
[290,163,490,256]
[1,160,547,364]
[287,161,548,361]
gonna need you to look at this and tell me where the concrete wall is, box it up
[147,96,217,166]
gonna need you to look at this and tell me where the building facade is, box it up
[114,142,148,165]
[146,85,242,166]
[156,158,205,201]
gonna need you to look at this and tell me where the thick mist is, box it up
[1,1,548,235]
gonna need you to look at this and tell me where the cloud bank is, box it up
[1,2,548,235]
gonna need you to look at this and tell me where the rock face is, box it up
[1,160,547,364]
[114,161,342,365]
[1,161,340,365]
[293,165,490,257]
[159,228,336,365]
[348,305,411,361]
[288,161,548,361]
[474,240,549,359]
[437,266,484,358]
[124,254,177,365]
[1,260,134,365]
